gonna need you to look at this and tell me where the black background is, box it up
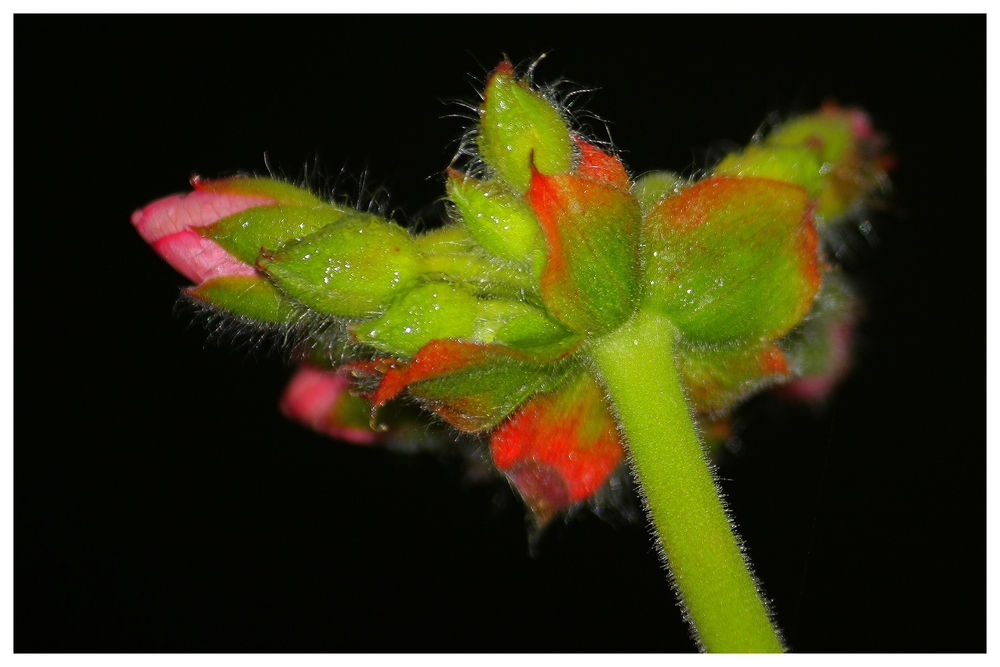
[15,15,985,653]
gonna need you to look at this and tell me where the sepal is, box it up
[527,168,642,334]
[201,203,348,265]
[643,176,822,343]
[490,369,624,525]
[573,138,630,189]
[366,339,574,432]
[186,275,302,324]
[192,175,326,207]
[676,339,790,417]
[354,283,480,357]
[477,61,573,194]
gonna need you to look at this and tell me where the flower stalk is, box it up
[588,308,783,652]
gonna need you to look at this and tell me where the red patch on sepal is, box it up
[573,137,630,189]
[366,339,566,433]
[369,340,507,408]
[492,60,515,78]
[490,371,624,524]
[527,167,570,291]
[760,345,790,376]
[797,201,823,294]
[527,167,642,334]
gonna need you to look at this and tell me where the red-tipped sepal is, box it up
[527,167,642,335]
[366,340,576,432]
[643,176,822,344]
[490,370,625,525]
[676,339,790,417]
[573,138,630,190]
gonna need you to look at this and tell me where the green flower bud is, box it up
[415,223,537,298]
[715,106,888,223]
[446,170,541,267]
[356,283,481,357]
[259,213,423,318]
[477,61,574,194]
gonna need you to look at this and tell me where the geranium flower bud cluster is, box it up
[133,60,889,523]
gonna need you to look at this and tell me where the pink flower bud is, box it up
[131,182,277,284]
[779,315,857,403]
[280,366,382,445]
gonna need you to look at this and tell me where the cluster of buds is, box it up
[133,61,889,526]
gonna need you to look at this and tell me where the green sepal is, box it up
[632,171,688,213]
[258,213,424,318]
[714,146,825,199]
[202,203,348,264]
[477,61,573,194]
[643,176,822,344]
[369,339,575,432]
[474,299,581,357]
[194,176,326,207]
[446,170,541,267]
[186,274,302,324]
[527,169,642,335]
[676,338,790,417]
[355,283,480,357]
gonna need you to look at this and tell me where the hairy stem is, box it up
[587,307,784,653]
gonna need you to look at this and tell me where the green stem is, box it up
[587,307,784,653]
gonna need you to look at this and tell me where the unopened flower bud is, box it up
[477,61,573,194]
[446,170,541,267]
[714,146,825,199]
[356,283,480,356]
[280,366,383,445]
[715,105,889,223]
[632,170,688,213]
[778,275,859,402]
